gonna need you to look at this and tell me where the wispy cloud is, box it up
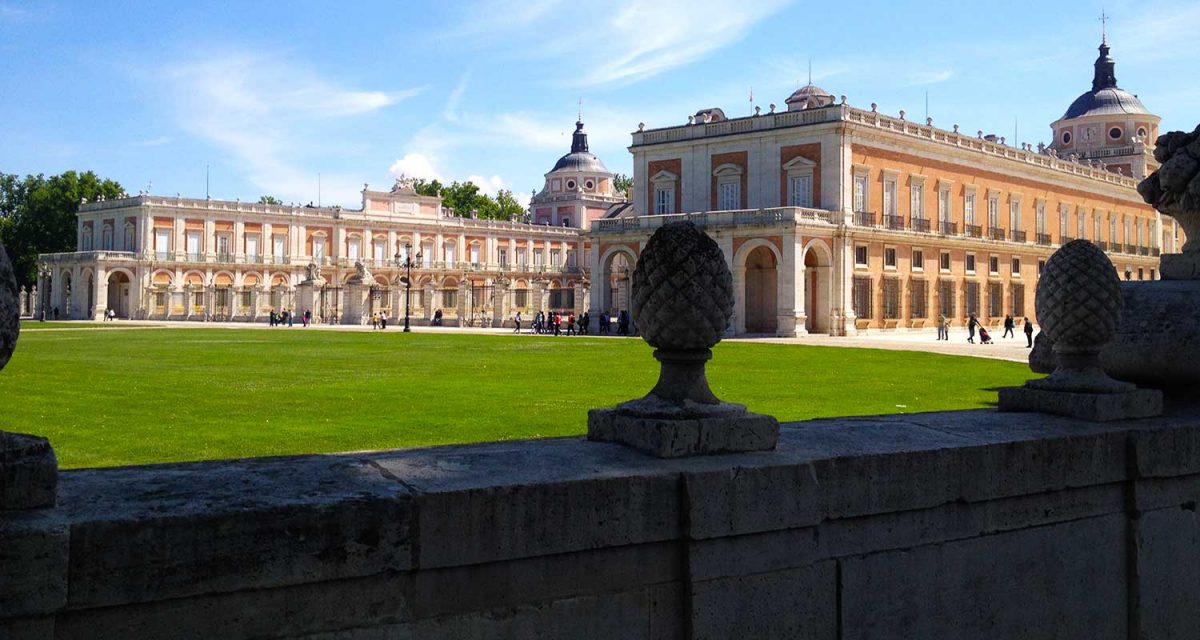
[906,69,954,86]
[444,72,470,123]
[158,52,423,204]
[452,0,790,88]
[0,3,34,21]
[1113,1,1200,62]
[131,136,173,148]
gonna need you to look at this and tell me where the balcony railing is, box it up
[883,214,905,231]
[964,224,983,238]
[1009,230,1027,243]
[1139,246,1150,256]
[939,221,957,235]
[1062,236,1075,244]
[1036,233,1052,246]
[1152,248,1161,257]
[854,211,877,227]
[1097,241,1109,251]
[910,218,931,233]
[988,227,1006,241]
[1125,244,1137,254]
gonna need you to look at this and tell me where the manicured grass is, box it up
[0,328,1032,468]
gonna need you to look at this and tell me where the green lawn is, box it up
[0,328,1033,468]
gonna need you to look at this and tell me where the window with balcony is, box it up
[910,182,924,221]
[277,235,289,260]
[154,228,171,256]
[964,191,976,226]
[550,249,561,267]
[883,179,897,217]
[469,244,481,264]
[313,236,326,261]
[346,237,360,261]
[186,231,201,259]
[718,181,740,211]
[938,189,951,232]
[101,225,114,251]
[1077,208,1086,240]
[784,156,815,208]
[246,235,260,260]
[1060,204,1070,241]
[124,224,136,252]
[534,249,543,266]
[445,243,456,265]
[654,187,674,214]
[372,238,385,262]
[82,228,93,251]
[853,173,868,212]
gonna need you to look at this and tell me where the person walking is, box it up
[579,311,589,336]
[618,310,629,336]
[553,311,562,337]
[566,312,576,336]
[287,309,294,327]
[1023,316,1035,348]
[513,310,522,334]
[967,313,977,344]
[371,312,379,330]
[936,313,947,340]
[380,311,388,330]
[1003,314,1015,339]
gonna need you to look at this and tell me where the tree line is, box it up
[0,171,124,288]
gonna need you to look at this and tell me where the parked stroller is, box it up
[978,326,993,345]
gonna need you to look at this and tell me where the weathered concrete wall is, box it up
[3,406,1200,639]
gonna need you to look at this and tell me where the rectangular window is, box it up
[1078,208,1087,240]
[855,245,868,267]
[186,231,200,257]
[966,253,976,273]
[964,192,976,225]
[853,174,868,212]
[442,289,457,309]
[654,188,674,214]
[372,238,385,261]
[910,279,927,319]
[1038,259,1046,276]
[884,247,897,268]
[883,278,900,319]
[155,228,171,253]
[883,180,897,216]
[789,175,813,208]
[124,226,135,251]
[852,276,873,319]
[246,234,260,259]
[1094,213,1102,243]
[939,252,951,272]
[516,248,526,266]
[1012,283,1025,316]
[422,244,433,267]
[912,249,924,271]
[566,250,577,268]
[1011,257,1021,276]
[718,181,740,210]
[1110,218,1118,243]
[910,183,924,220]
[938,189,950,225]
[989,256,999,275]
[497,249,507,267]
[938,280,955,318]
[966,281,980,317]
[1010,200,1021,232]
[469,245,481,264]
[313,237,326,260]
[445,244,456,264]
[550,249,561,266]
[533,249,543,266]
[987,197,999,229]
[1036,202,1046,234]
[1061,205,1070,240]
[513,289,528,308]
[276,235,288,259]
[345,237,359,260]
[988,282,1003,318]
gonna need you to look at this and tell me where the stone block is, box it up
[1137,506,1200,640]
[411,541,680,619]
[0,617,54,640]
[53,571,415,640]
[0,430,57,511]
[690,562,836,640]
[840,515,1127,639]
[369,439,681,569]
[998,386,1163,421]
[1159,252,1200,280]
[0,513,68,617]
[294,589,659,640]
[587,408,779,458]
[59,455,414,608]
[1131,422,1200,478]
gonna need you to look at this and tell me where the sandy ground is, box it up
[21,318,1033,364]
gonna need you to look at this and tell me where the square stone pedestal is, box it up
[587,409,779,458]
[1160,253,1200,281]
[997,386,1163,422]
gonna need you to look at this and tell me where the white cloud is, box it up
[159,52,423,205]
[907,70,954,86]
[131,136,173,148]
[466,174,506,196]
[444,72,470,123]
[452,0,790,88]
[389,152,443,182]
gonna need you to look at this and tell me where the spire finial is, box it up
[1099,8,1108,44]
[807,58,812,85]
[577,97,582,123]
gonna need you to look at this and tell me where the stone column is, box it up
[731,265,746,336]
[494,280,509,328]
[532,279,547,316]
[457,280,470,325]
[92,266,108,321]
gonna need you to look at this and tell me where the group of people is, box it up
[370,311,389,330]
[944,313,1034,347]
[269,309,313,327]
[508,309,633,337]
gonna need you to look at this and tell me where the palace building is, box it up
[587,38,1179,336]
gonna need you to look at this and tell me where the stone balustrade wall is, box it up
[3,406,1200,639]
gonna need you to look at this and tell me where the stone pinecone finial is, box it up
[0,239,18,372]
[1035,239,1122,353]
[631,222,733,350]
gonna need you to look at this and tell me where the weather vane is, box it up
[1100,9,1108,43]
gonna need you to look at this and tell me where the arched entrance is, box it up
[600,248,636,315]
[106,271,132,318]
[744,246,778,334]
[803,243,833,334]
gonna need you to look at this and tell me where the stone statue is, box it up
[587,222,778,457]
[1139,125,1200,277]
[391,175,416,193]
[999,240,1161,421]
[0,239,58,510]
[305,262,321,283]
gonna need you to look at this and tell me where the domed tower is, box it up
[785,84,835,111]
[529,120,625,229]
[1048,37,1161,179]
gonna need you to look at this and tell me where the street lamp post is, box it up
[395,243,422,332]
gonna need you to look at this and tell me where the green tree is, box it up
[0,171,124,287]
[257,195,282,205]
[440,181,482,218]
[410,178,443,197]
[612,173,633,197]
[494,189,526,222]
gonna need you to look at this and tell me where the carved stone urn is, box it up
[587,222,779,457]
[0,239,58,510]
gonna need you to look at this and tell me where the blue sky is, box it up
[1,0,1196,209]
